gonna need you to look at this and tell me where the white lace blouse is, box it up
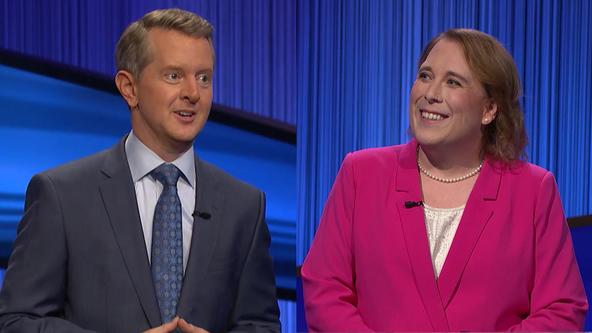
[423,204,465,278]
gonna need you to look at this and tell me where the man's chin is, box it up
[171,127,203,143]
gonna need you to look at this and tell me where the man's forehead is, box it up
[145,28,210,51]
[146,27,209,42]
[141,30,213,71]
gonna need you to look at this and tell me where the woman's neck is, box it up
[418,142,482,179]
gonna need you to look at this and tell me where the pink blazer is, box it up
[302,140,588,331]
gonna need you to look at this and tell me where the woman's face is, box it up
[409,39,496,152]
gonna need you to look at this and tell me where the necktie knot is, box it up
[151,164,181,187]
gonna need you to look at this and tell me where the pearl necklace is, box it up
[417,159,483,183]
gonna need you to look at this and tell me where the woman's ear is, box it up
[482,100,498,125]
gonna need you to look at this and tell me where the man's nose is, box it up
[181,78,200,104]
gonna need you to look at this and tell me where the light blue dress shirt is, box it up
[125,131,196,273]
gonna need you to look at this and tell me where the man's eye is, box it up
[165,72,180,81]
[197,73,211,87]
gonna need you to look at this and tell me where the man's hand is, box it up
[178,317,210,333]
[142,317,210,333]
[143,317,180,333]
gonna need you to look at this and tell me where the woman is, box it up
[301,29,588,331]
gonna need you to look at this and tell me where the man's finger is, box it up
[142,317,180,333]
[178,317,210,333]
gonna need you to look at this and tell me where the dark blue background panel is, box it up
[0,63,295,291]
[572,225,592,329]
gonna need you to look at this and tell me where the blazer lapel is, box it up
[437,159,501,308]
[177,157,223,315]
[98,139,161,327]
[395,140,450,331]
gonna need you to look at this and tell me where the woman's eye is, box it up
[197,73,211,87]
[447,79,461,87]
[418,72,430,80]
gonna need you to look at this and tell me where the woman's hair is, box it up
[418,29,527,163]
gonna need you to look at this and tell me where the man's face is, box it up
[128,28,214,160]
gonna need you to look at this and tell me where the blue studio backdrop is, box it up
[297,0,592,330]
[0,0,296,332]
[1,0,296,125]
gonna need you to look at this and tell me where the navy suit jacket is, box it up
[0,138,280,333]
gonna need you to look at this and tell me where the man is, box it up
[0,8,280,333]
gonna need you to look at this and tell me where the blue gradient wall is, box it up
[0,0,296,125]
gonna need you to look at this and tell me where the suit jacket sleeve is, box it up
[301,153,373,332]
[508,171,588,331]
[0,174,98,332]
[228,191,281,333]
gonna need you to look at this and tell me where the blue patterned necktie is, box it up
[150,163,183,323]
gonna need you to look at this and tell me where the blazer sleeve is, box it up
[301,153,373,332]
[229,191,281,333]
[508,171,588,331]
[0,174,98,332]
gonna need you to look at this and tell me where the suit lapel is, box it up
[177,157,223,315]
[98,139,161,327]
[395,140,450,331]
[437,159,501,308]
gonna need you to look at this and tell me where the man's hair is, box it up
[418,28,527,163]
[115,8,214,79]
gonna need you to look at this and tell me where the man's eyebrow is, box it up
[161,65,183,71]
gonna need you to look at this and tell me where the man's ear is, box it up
[115,70,138,109]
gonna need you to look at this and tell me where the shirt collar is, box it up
[124,131,196,188]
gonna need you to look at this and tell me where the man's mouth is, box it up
[174,111,195,118]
